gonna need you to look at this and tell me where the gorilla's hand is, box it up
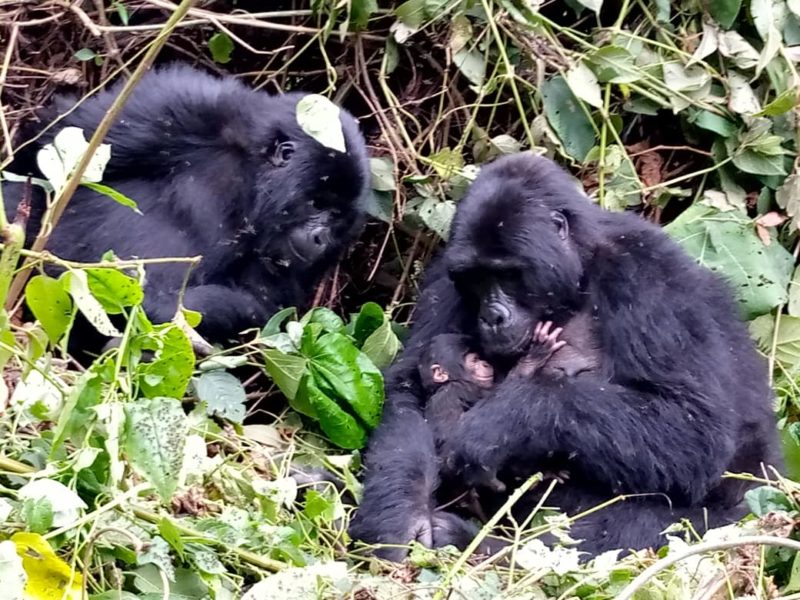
[442,433,508,493]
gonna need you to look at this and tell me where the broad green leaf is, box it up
[744,485,792,516]
[395,0,426,29]
[263,349,308,403]
[261,307,297,337]
[124,397,188,501]
[208,32,234,64]
[60,270,121,337]
[298,375,366,449]
[74,48,96,62]
[726,133,787,176]
[428,147,464,179]
[705,0,742,28]
[85,268,143,314]
[18,479,86,528]
[353,302,386,346]
[565,62,603,108]
[362,319,401,369]
[453,47,485,88]
[370,157,396,191]
[665,204,794,318]
[81,182,140,213]
[586,46,640,83]
[307,332,384,429]
[194,370,247,424]
[350,0,378,30]
[50,367,103,454]
[687,109,736,136]
[12,532,83,600]
[137,323,195,400]
[25,275,72,345]
[20,498,53,534]
[541,76,595,161]
[301,307,345,334]
[296,95,346,153]
[750,314,800,372]
[365,190,393,224]
[758,88,798,116]
[137,537,175,583]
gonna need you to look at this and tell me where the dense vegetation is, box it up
[3,0,800,597]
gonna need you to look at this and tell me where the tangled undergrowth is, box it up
[3,0,800,598]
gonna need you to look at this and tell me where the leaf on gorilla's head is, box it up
[665,203,794,319]
[296,95,346,153]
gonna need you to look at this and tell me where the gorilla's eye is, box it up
[551,211,569,240]
[271,141,295,166]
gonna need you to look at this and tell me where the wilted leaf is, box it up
[296,95,346,153]
[728,71,762,115]
[717,30,760,69]
[25,275,72,345]
[449,14,472,53]
[689,20,719,64]
[542,75,596,161]
[208,32,234,64]
[194,370,247,423]
[565,62,603,108]
[12,532,83,600]
[665,204,794,318]
[125,397,188,501]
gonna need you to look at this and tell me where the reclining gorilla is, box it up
[350,152,781,560]
[2,64,369,352]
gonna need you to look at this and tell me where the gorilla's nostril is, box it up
[310,226,327,248]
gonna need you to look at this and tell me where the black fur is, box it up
[350,152,781,560]
[3,64,369,352]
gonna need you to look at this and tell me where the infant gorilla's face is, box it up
[465,352,494,388]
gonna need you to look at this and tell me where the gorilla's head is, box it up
[445,153,600,358]
[248,92,370,274]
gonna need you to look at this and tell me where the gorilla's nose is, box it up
[481,303,511,329]
[310,226,328,249]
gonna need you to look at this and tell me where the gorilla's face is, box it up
[251,93,369,272]
[445,154,590,358]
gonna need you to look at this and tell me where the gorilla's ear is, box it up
[431,364,449,384]
[551,210,569,240]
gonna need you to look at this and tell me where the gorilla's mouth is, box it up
[481,326,533,358]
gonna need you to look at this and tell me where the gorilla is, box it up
[350,152,781,561]
[2,64,369,351]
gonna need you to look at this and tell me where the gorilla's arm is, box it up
[350,259,474,558]
[445,374,736,504]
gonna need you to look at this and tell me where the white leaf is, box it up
[94,402,125,486]
[689,20,719,64]
[515,539,583,575]
[718,31,760,70]
[574,0,603,12]
[36,126,111,193]
[296,95,346,153]
[73,447,101,472]
[789,0,800,17]
[242,562,351,600]
[728,71,762,114]
[18,479,87,528]
[10,360,66,425]
[0,540,26,600]
[60,270,122,337]
[252,477,298,509]
[565,62,603,108]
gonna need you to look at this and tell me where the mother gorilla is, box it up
[350,152,780,561]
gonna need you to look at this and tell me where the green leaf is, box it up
[25,275,73,345]
[745,485,792,516]
[574,0,602,12]
[687,109,736,136]
[705,0,742,28]
[261,307,297,337]
[541,76,596,162]
[81,182,140,213]
[307,332,384,429]
[137,537,175,583]
[750,314,800,373]
[370,157,396,191]
[301,307,345,334]
[350,0,378,30]
[85,268,143,314]
[20,498,54,534]
[60,270,121,337]
[297,375,367,449]
[74,48,96,62]
[362,319,401,369]
[428,147,464,179]
[208,32,234,64]
[113,1,130,25]
[137,323,195,400]
[453,47,485,88]
[416,197,456,240]
[263,349,308,403]
[586,46,640,84]
[758,88,798,117]
[194,370,247,424]
[124,397,188,501]
[726,132,788,176]
[365,190,393,224]
[665,204,794,319]
[565,62,603,108]
[395,0,426,29]
[353,302,386,346]
[296,95,346,153]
